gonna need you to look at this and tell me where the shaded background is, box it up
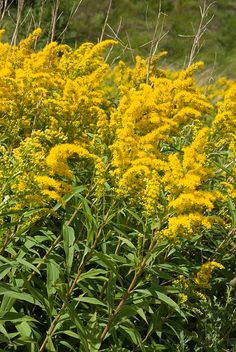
[1,0,236,76]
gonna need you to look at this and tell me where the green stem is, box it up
[99,237,157,343]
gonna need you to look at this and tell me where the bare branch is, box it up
[0,0,14,22]
[11,0,25,46]
[106,22,126,47]
[58,0,84,41]
[125,30,135,64]
[105,17,122,62]
[99,0,112,42]
[34,0,46,50]
[146,1,168,84]
[187,0,215,67]
[48,0,60,43]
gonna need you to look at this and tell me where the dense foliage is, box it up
[0,29,235,351]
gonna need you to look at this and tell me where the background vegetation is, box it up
[2,0,236,76]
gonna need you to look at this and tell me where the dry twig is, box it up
[11,0,25,46]
[100,0,112,42]
[48,0,60,43]
[146,1,168,84]
[186,0,215,67]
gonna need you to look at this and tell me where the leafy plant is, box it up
[0,28,235,352]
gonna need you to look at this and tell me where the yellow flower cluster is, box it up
[210,79,236,200]
[0,30,113,211]
[211,79,236,153]
[173,275,207,305]
[162,128,222,238]
[110,60,213,216]
[195,261,224,288]
[0,29,234,241]
[46,144,94,179]
[35,176,71,204]
[0,129,67,209]
[0,28,115,146]
[174,261,224,306]
[36,143,106,201]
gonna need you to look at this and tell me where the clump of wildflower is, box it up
[44,143,106,198]
[19,28,42,51]
[162,127,221,239]
[194,261,224,288]
[173,272,209,307]
[211,80,236,153]
[178,293,188,305]
[46,143,93,179]
[163,213,212,239]
[35,176,71,204]
[110,60,213,215]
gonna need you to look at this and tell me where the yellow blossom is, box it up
[195,261,224,288]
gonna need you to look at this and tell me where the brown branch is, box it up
[0,0,14,22]
[146,1,168,84]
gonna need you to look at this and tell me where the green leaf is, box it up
[0,264,11,280]
[228,197,236,228]
[16,321,32,338]
[117,236,136,250]
[0,312,38,322]
[59,330,80,339]
[0,295,16,315]
[75,296,106,306]
[0,285,43,308]
[155,292,183,316]
[22,278,50,314]
[78,268,108,282]
[85,312,101,352]
[59,340,77,352]
[63,224,75,275]
[113,305,138,325]
[92,252,117,274]
[0,255,13,264]
[16,257,41,274]
[53,185,86,210]
[107,272,116,314]
[0,323,9,342]
[47,336,56,352]
[136,307,148,323]
[63,301,90,351]
[126,208,144,226]
[47,260,60,297]
[119,322,144,349]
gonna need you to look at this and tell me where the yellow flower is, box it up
[178,293,188,305]
[163,212,212,240]
[195,261,224,288]
[46,143,93,179]
[35,175,71,204]
[19,28,42,50]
